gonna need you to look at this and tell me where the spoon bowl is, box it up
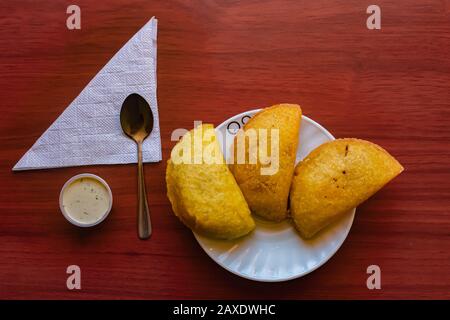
[120,93,154,142]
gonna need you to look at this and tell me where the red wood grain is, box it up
[0,0,449,299]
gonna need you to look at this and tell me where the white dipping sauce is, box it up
[62,177,110,225]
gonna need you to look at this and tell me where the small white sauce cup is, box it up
[59,173,113,227]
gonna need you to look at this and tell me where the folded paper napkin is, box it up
[13,17,162,171]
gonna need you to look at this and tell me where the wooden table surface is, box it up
[0,0,449,299]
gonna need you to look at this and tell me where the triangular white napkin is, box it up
[13,17,162,171]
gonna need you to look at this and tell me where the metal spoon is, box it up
[120,93,153,239]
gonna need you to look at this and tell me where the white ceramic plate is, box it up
[194,109,355,282]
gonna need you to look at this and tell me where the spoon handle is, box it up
[137,141,152,239]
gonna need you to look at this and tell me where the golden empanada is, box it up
[166,124,255,240]
[290,138,403,238]
[229,104,301,221]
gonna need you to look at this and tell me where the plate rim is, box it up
[193,109,356,282]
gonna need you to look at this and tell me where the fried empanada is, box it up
[290,138,403,238]
[229,104,302,221]
[166,124,255,240]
